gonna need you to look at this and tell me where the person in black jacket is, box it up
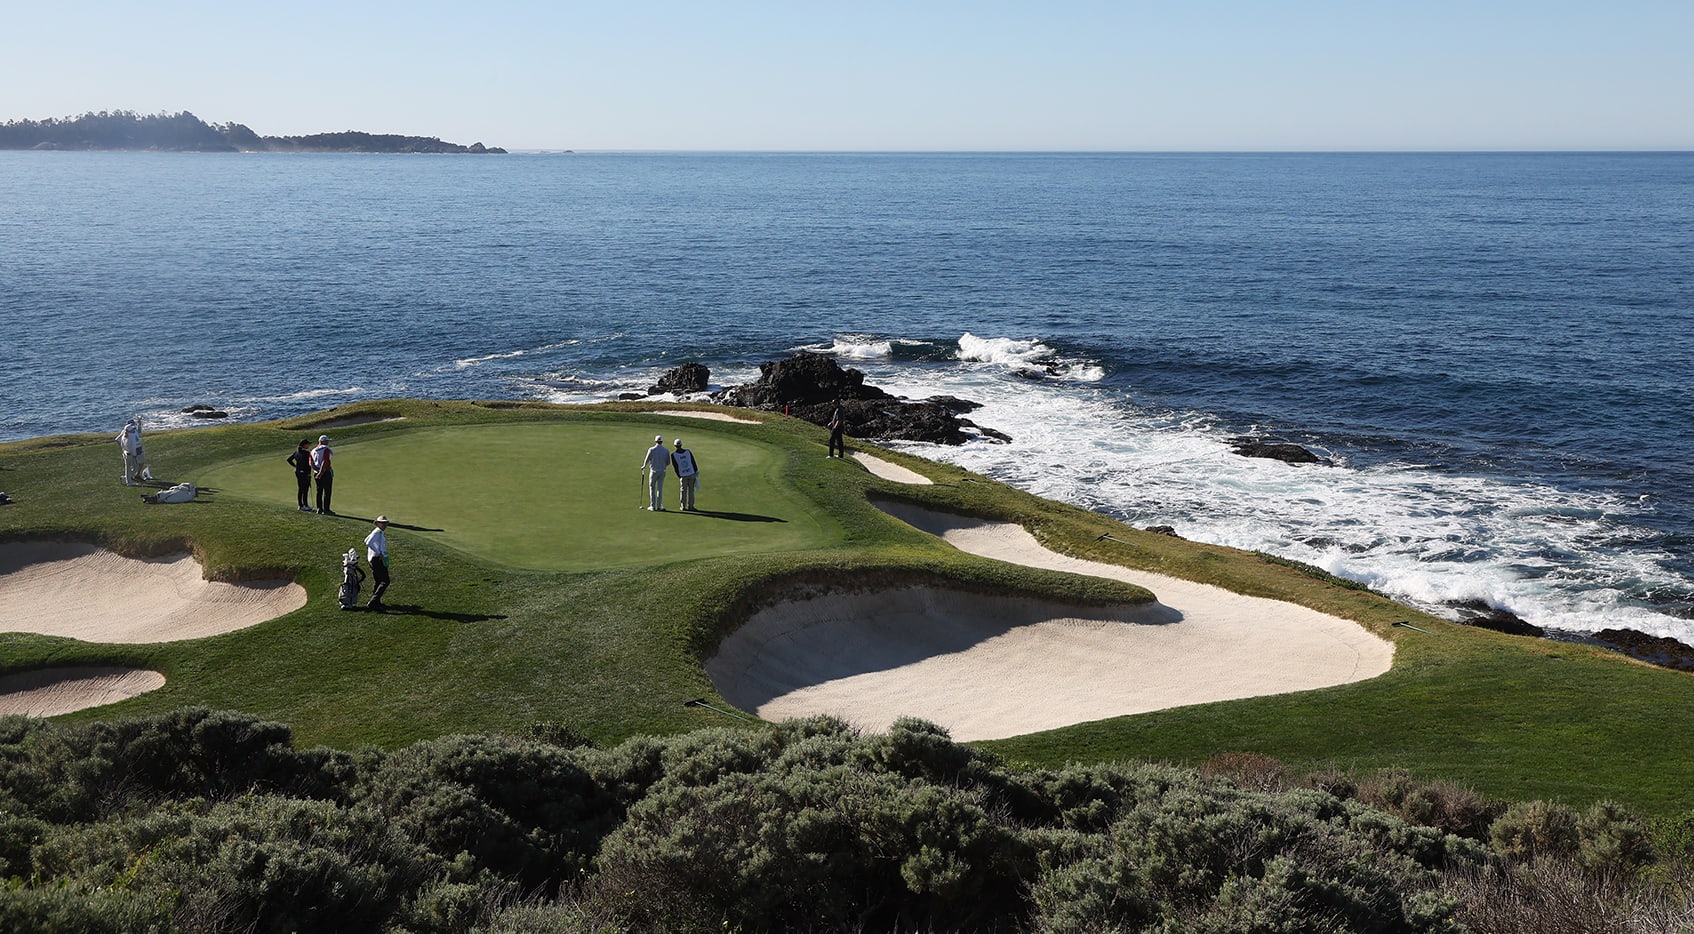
[285,438,313,512]
[827,401,847,458]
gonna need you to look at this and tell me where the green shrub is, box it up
[1356,768,1504,843]
[0,709,352,824]
[589,719,1032,933]
[30,794,438,934]
[1025,782,1476,933]
[0,878,171,933]
[1491,800,1582,862]
[356,733,620,890]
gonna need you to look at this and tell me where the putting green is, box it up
[200,422,843,571]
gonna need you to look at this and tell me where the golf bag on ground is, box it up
[338,549,366,610]
[140,482,196,504]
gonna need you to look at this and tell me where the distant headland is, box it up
[0,110,506,154]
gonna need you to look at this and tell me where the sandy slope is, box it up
[0,541,307,716]
[707,502,1392,741]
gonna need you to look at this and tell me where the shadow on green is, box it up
[199,422,843,571]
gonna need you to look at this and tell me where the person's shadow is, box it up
[335,514,446,532]
[362,605,506,623]
[681,509,785,523]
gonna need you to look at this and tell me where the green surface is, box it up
[198,423,842,571]
[3,398,1694,818]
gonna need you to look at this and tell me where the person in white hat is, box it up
[115,417,149,484]
[365,515,391,610]
[640,434,672,511]
[310,435,335,514]
[672,438,700,511]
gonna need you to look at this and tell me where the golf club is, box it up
[1392,620,1436,635]
[685,698,755,721]
[638,465,648,510]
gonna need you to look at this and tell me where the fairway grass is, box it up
[3,398,1694,818]
[198,422,844,571]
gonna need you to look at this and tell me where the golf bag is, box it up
[338,549,366,610]
[140,482,196,504]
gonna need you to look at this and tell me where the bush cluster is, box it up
[0,709,1683,932]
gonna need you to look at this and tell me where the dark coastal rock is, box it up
[1229,437,1327,465]
[715,352,896,408]
[1450,599,1544,637]
[924,395,982,414]
[1594,628,1694,672]
[649,362,711,396]
[714,351,1008,445]
[1145,525,1181,538]
[616,392,647,401]
[181,405,228,419]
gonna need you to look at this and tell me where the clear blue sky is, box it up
[4,0,1689,151]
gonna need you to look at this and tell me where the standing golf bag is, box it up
[338,549,366,610]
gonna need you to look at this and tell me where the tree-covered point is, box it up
[0,110,506,153]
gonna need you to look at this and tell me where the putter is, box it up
[638,466,648,509]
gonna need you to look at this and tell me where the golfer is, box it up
[827,401,847,458]
[311,435,335,515]
[672,438,700,511]
[640,435,671,511]
[365,515,391,610]
[116,418,149,484]
[285,438,313,511]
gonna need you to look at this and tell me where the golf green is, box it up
[199,421,844,571]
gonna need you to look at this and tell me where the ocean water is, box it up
[3,150,1691,639]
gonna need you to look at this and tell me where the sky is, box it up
[3,0,1690,152]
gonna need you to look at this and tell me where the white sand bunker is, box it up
[654,409,761,424]
[708,503,1392,741]
[0,542,307,643]
[851,452,934,485]
[0,667,166,717]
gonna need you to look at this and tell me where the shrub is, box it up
[1491,800,1582,863]
[589,720,1032,932]
[356,733,620,890]
[29,794,439,934]
[1355,767,1504,842]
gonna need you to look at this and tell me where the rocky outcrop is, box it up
[649,362,711,396]
[1229,437,1327,465]
[1594,628,1694,672]
[714,352,1009,445]
[181,405,228,419]
[716,352,894,408]
[1450,599,1544,637]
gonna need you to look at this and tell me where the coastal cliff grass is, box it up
[2,399,1693,818]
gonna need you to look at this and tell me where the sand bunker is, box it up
[0,542,306,644]
[707,503,1392,740]
[851,452,934,485]
[654,409,761,424]
[0,667,166,717]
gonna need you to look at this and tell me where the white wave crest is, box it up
[856,359,1692,642]
[830,335,894,359]
[456,350,528,367]
[957,333,1055,366]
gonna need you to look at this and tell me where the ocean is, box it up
[3,150,1691,639]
